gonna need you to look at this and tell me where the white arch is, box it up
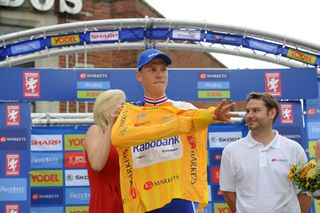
[0,17,319,72]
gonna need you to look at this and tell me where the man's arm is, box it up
[298,193,312,213]
[222,191,236,213]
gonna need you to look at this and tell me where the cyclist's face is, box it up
[136,58,168,98]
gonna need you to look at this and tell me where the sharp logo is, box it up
[32,140,61,145]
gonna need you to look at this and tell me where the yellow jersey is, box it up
[111,103,219,213]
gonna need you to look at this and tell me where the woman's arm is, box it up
[85,124,113,172]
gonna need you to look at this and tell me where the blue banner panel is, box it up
[0,68,317,101]
[230,68,317,100]
[0,129,28,150]
[65,187,90,205]
[0,178,27,201]
[31,187,64,206]
[307,122,320,140]
[211,184,224,202]
[30,206,64,213]
[31,152,63,169]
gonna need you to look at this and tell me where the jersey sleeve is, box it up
[111,105,193,147]
[181,107,219,129]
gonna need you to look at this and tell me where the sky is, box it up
[145,0,319,69]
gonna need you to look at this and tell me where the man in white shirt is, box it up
[219,92,312,213]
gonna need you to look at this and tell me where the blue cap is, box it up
[138,49,172,71]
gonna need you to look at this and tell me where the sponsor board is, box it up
[198,90,230,99]
[31,152,63,169]
[78,72,109,80]
[23,71,40,98]
[307,122,320,140]
[6,105,20,126]
[276,126,302,144]
[208,148,223,166]
[65,169,89,186]
[6,154,20,176]
[64,134,85,151]
[287,49,316,65]
[308,141,319,159]
[314,198,320,213]
[211,184,224,202]
[131,136,183,168]
[264,72,282,96]
[210,167,220,183]
[89,31,119,42]
[248,39,278,53]
[172,29,201,40]
[31,170,63,187]
[30,207,64,213]
[31,134,63,151]
[280,104,294,124]
[198,73,229,80]
[11,40,41,55]
[5,204,19,213]
[0,178,27,201]
[0,129,27,150]
[213,203,231,213]
[65,206,89,213]
[51,34,80,47]
[77,90,103,99]
[31,187,63,205]
[77,81,110,90]
[65,152,86,168]
[65,187,90,205]
[197,81,230,90]
[208,131,242,148]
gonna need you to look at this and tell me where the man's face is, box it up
[136,57,168,98]
[245,99,276,131]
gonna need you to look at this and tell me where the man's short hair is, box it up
[246,92,280,121]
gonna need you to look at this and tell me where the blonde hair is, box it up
[93,89,126,129]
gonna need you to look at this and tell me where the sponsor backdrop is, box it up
[30,126,89,213]
[0,102,31,213]
[306,81,320,213]
[0,68,317,212]
[0,67,317,101]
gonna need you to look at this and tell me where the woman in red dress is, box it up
[84,89,126,213]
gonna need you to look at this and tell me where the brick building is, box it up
[0,0,232,112]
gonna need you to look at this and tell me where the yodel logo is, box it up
[64,134,85,151]
[51,34,80,46]
[133,136,180,153]
[31,170,63,186]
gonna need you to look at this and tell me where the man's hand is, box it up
[213,99,237,123]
